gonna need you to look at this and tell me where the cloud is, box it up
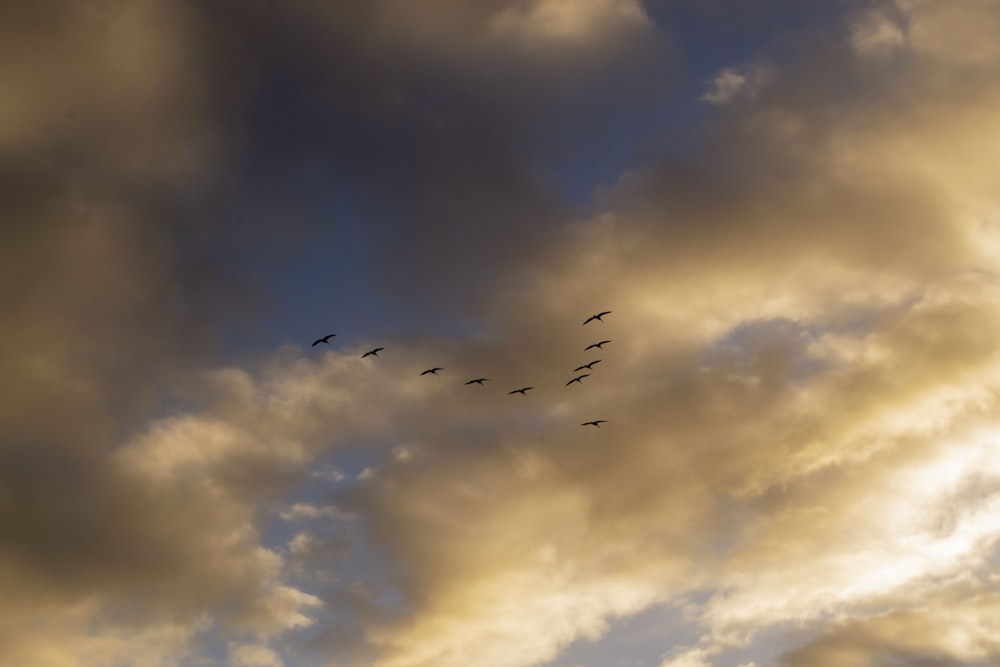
[168,0,669,328]
[903,0,1000,67]
[701,64,773,105]
[337,2,1000,664]
[279,502,356,522]
[371,0,655,56]
[5,1,1000,666]
[229,642,286,667]
[775,577,1000,666]
[487,0,651,46]
[0,601,210,667]
[0,0,210,171]
[849,7,906,59]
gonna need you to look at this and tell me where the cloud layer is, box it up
[3,1,1000,666]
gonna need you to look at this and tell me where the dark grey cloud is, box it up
[164,0,671,332]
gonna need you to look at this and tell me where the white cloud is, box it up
[701,64,771,105]
[488,0,650,45]
[279,503,356,522]
[850,9,906,59]
[229,642,285,667]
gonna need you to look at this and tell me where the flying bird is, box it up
[565,374,590,386]
[420,367,443,375]
[584,340,611,351]
[583,310,612,325]
[573,360,602,372]
[465,378,491,385]
[581,420,607,428]
[311,334,336,346]
[508,387,533,395]
[361,347,384,358]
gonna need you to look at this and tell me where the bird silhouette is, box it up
[465,378,491,385]
[311,334,336,347]
[584,340,611,351]
[583,310,612,325]
[581,420,607,427]
[361,347,384,358]
[573,360,602,372]
[420,367,443,375]
[565,374,590,386]
[508,387,533,395]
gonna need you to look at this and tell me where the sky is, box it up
[3,1,1000,666]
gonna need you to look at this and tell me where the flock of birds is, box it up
[311,311,613,428]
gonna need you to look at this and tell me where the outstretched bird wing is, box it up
[574,360,602,371]
[583,310,612,325]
